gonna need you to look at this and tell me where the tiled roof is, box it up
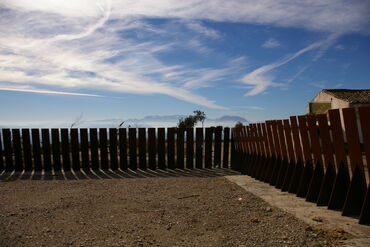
[323,89,370,104]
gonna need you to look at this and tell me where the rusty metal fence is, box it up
[232,106,370,224]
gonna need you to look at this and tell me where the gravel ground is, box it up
[0,173,344,247]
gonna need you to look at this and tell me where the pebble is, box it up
[250,217,259,223]
[265,207,272,212]
[312,216,324,222]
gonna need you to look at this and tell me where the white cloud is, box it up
[262,38,280,48]
[229,56,248,65]
[244,106,265,110]
[0,86,103,97]
[0,4,231,109]
[181,68,231,89]
[334,44,345,50]
[2,0,369,34]
[241,34,339,96]
[286,64,312,84]
[248,106,264,110]
[309,82,326,89]
[0,0,368,109]
[333,83,344,88]
[183,20,220,39]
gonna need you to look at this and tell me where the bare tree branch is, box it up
[70,113,84,128]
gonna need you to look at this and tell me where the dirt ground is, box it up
[0,170,344,247]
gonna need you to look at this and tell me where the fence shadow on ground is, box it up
[0,168,240,181]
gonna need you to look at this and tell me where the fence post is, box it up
[177,128,185,169]
[282,120,295,191]
[157,128,166,169]
[316,114,337,206]
[306,115,324,202]
[128,128,137,170]
[12,129,23,172]
[214,127,222,168]
[258,123,270,180]
[109,128,118,170]
[148,128,156,170]
[358,106,370,224]
[341,108,367,216]
[276,120,288,189]
[70,128,80,171]
[99,129,108,170]
[138,128,147,170]
[288,116,304,193]
[204,127,213,169]
[51,128,61,172]
[234,127,241,172]
[223,127,230,168]
[239,126,248,174]
[41,129,52,172]
[250,124,260,177]
[296,116,313,198]
[270,121,282,186]
[0,131,3,172]
[328,109,350,210]
[32,129,42,172]
[90,128,99,171]
[230,128,236,171]
[264,121,276,183]
[61,129,71,171]
[22,129,32,172]
[167,128,175,169]
[80,128,90,171]
[196,128,203,169]
[254,123,264,178]
[119,128,128,171]
[242,126,249,173]
[243,126,252,175]
[186,128,194,169]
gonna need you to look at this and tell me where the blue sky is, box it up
[0,0,369,127]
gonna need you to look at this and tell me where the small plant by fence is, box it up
[232,106,370,225]
[0,127,232,172]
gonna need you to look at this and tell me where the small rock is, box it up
[312,216,324,222]
[334,228,346,233]
[265,207,272,212]
[305,226,314,231]
[250,217,259,223]
[280,235,288,240]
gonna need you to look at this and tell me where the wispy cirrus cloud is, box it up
[309,82,326,89]
[262,38,280,48]
[0,86,103,97]
[0,2,232,109]
[183,20,220,39]
[2,0,369,34]
[241,34,339,96]
[242,106,265,110]
[333,83,344,88]
[0,0,369,109]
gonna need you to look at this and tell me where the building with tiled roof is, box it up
[307,89,370,114]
